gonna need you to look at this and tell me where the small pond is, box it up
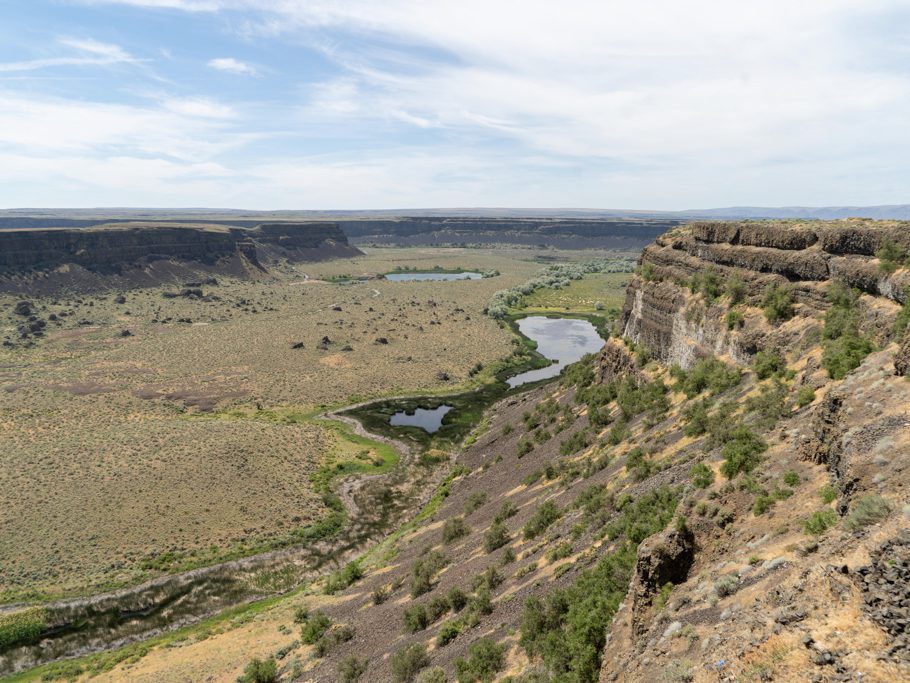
[385,271,482,281]
[389,405,454,433]
[507,316,604,388]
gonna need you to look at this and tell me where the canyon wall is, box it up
[0,222,360,292]
[622,219,910,368]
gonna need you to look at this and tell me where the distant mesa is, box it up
[0,221,362,294]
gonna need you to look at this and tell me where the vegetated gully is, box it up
[0,314,606,676]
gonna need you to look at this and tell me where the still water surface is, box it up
[507,316,604,388]
[385,271,482,281]
[389,405,454,433]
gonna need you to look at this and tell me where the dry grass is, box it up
[0,247,546,600]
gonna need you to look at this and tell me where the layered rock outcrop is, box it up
[622,219,908,368]
[0,222,361,292]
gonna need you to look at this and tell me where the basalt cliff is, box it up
[0,221,360,294]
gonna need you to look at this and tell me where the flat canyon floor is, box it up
[0,246,626,603]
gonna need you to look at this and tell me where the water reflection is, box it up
[385,272,482,281]
[507,316,604,388]
[389,405,454,432]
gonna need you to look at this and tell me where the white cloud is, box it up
[207,57,258,76]
[0,37,138,72]
[28,0,910,207]
[0,91,244,160]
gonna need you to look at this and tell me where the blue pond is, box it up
[385,272,482,281]
[507,316,604,388]
[389,405,454,433]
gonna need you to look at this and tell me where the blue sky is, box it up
[1,0,909,209]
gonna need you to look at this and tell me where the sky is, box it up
[1,0,909,210]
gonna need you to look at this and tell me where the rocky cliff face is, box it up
[598,219,910,682]
[0,222,360,293]
[622,219,910,368]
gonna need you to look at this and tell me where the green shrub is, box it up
[447,586,468,612]
[437,619,462,646]
[469,586,494,615]
[803,509,838,536]
[546,542,573,563]
[454,638,506,683]
[517,439,533,457]
[314,624,355,658]
[483,520,511,553]
[390,643,430,683]
[338,655,369,682]
[616,377,670,421]
[502,423,514,435]
[464,492,488,515]
[719,426,767,479]
[753,350,785,380]
[690,462,714,489]
[894,294,910,338]
[442,517,470,544]
[606,419,630,445]
[844,495,893,531]
[752,495,775,516]
[626,447,653,481]
[819,484,837,504]
[745,379,789,428]
[605,486,678,544]
[411,549,449,597]
[239,657,278,683]
[762,284,795,322]
[714,574,739,597]
[783,471,801,487]
[472,566,503,592]
[500,547,516,565]
[523,500,562,540]
[682,399,711,437]
[823,332,874,380]
[875,239,909,274]
[703,400,738,449]
[427,596,451,622]
[560,429,591,456]
[523,469,543,486]
[821,282,873,379]
[494,500,518,523]
[519,490,677,682]
[300,611,332,645]
[417,667,447,683]
[325,561,363,594]
[0,607,47,650]
[726,310,745,330]
[726,276,747,305]
[372,586,390,605]
[688,268,723,303]
[795,386,816,408]
[672,358,741,398]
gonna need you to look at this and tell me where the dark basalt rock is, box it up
[896,332,910,377]
[856,530,910,662]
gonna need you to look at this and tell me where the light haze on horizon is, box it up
[1,0,908,210]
